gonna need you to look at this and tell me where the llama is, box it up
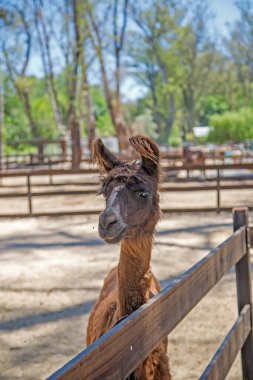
[86,136,171,379]
[183,145,205,180]
[183,145,205,166]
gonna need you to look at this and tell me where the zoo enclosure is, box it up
[0,163,253,217]
[47,208,253,380]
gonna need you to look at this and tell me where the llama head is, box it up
[93,136,160,244]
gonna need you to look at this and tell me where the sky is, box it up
[211,0,239,34]
[27,0,240,101]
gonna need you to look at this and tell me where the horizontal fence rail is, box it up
[2,151,253,170]
[47,211,253,380]
[0,163,253,217]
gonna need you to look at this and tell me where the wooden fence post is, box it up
[216,169,220,213]
[27,175,33,216]
[233,207,253,380]
[49,160,53,185]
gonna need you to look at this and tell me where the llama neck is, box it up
[118,235,153,316]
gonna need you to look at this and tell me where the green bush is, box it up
[199,95,229,125]
[208,108,253,143]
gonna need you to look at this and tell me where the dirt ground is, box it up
[0,188,253,379]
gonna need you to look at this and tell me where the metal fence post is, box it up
[233,207,253,380]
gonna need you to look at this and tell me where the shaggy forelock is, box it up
[100,161,158,190]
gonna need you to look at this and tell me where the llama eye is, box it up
[138,191,148,199]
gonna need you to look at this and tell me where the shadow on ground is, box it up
[0,300,95,332]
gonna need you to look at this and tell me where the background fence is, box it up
[0,163,253,217]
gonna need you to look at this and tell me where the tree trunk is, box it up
[148,72,162,135]
[68,0,83,170]
[68,105,81,170]
[183,88,195,137]
[87,3,129,152]
[82,74,97,156]
[188,98,195,135]
[115,115,129,151]
[87,110,97,156]
[39,5,65,134]
[114,86,129,151]
[163,92,175,141]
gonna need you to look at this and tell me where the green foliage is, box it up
[3,81,31,151]
[3,76,57,152]
[31,95,57,138]
[90,86,113,135]
[168,124,182,147]
[199,95,229,125]
[208,108,253,143]
[15,76,37,93]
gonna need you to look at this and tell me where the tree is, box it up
[74,0,97,155]
[179,0,216,137]
[225,0,253,106]
[32,0,65,134]
[130,0,188,141]
[1,2,40,137]
[85,0,130,151]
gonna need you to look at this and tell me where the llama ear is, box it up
[129,135,159,175]
[93,139,121,173]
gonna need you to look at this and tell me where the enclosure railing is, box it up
[1,153,93,169]
[2,150,253,170]
[0,163,253,217]
[46,208,253,380]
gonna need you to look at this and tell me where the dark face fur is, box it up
[93,136,160,244]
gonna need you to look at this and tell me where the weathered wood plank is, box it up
[47,227,246,380]
[199,304,251,380]
[233,208,253,380]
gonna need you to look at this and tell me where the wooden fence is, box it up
[0,153,93,169]
[2,149,253,170]
[46,208,253,380]
[0,163,253,217]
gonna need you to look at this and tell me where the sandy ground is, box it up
[0,208,253,380]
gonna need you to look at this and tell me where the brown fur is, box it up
[87,136,171,379]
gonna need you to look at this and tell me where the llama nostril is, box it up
[99,212,118,229]
[105,214,118,229]
[107,219,117,228]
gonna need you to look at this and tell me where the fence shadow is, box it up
[0,300,95,332]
